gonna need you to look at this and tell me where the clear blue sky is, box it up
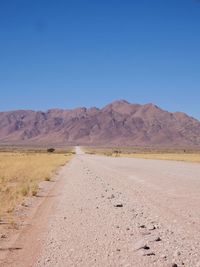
[0,0,200,119]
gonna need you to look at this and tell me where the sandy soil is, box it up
[1,148,200,267]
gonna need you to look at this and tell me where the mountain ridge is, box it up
[0,100,200,147]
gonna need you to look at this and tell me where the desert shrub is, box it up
[47,148,55,153]
[113,150,121,157]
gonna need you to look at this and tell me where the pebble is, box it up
[148,225,156,231]
[141,251,155,257]
[0,234,7,239]
[114,204,123,208]
[148,236,162,242]
[161,254,167,259]
[172,264,178,267]
[134,240,150,251]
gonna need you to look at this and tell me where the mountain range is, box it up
[0,100,200,148]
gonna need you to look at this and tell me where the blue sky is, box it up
[0,0,200,119]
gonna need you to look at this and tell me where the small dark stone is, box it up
[134,240,150,251]
[148,225,156,231]
[155,237,161,242]
[114,204,123,208]
[172,264,178,267]
[142,251,156,257]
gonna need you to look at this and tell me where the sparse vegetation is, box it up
[86,147,200,163]
[121,153,200,163]
[0,151,72,218]
[47,148,55,153]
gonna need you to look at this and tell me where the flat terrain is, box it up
[120,152,200,163]
[87,148,200,163]
[1,148,200,267]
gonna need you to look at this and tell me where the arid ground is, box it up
[1,147,200,267]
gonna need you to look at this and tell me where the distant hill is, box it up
[0,100,200,148]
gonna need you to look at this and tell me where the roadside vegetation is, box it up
[86,147,200,163]
[119,152,200,163]
[0,150,73,219]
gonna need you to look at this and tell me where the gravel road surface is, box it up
[2,148,200,267]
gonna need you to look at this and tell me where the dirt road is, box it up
[1,148,200,267]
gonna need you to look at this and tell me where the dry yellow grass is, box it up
[118,153,200,163]
[0,152,72,218]
[86,148,200,163]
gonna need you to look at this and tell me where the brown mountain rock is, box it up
[0,101,200,147]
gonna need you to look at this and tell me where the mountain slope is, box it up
[0,100,200,147]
